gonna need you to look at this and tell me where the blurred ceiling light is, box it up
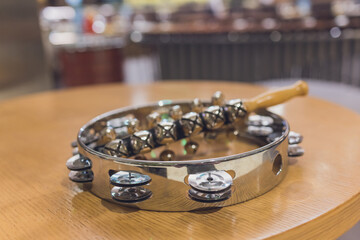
[92,15,106,34]
[99,4,115,17]
[270,31,281,42]
[233,19,248,30]
[278,3,297,19]
[334,15,350,27]
[133,14,154,32]
[242,0,259,9]
[42,6,76,21]
[49,32,77,45]
[92,20,106,34]
[262,18,277,30]
[330,27,342,38]
[130,31,143,43]
[260,0,274,6]
[209,0,227,19]
[303,16,317,28]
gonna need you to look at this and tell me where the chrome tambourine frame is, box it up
[68,100,304,212]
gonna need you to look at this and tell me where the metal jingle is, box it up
[201,106,226,130]
[188,188,232,203]
[104,139,129,157]
[180,112,203,137]
[113,126,129,139]
[191,98,203,113]
[146,112,161,129]
[169,105,183,120]
[225,99,247,122]
[288,144,305,157]
[96,127,117,146]
[130,130,155,155]
[159,149,176,161]
[247,125,273,136]
[184,141,199,155]
[211,91,225,106]
[66,154,92,170]
[188,170,233,193]
[111,186,152,203]
[154,120,177,145]
[93,120,107,132]
[288,131,303,145]
[82,128,97,144]
[107,116,133,128]
[247,115,274,126]
[125,118,140,135]
[110,171,151,187]
[69,170,94,183]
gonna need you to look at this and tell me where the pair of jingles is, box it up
[66,81,308,211]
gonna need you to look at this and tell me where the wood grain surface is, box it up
[0,81,359,240]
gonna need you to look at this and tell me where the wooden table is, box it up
[1,81,360,239]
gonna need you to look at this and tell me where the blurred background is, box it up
[1,0,359,112]
[0,0,359,237]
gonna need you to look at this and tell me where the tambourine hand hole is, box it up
[272,154,283,176]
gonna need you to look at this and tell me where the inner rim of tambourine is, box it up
[77,100,289,167]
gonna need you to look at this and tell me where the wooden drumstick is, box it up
[243,80,309,112]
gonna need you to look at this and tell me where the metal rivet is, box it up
[111,186,152,203]
[288,144,305,157]
[69,170,94,183]
[66,154,92,170]
[110,171,151,187]
[188,170,233,193]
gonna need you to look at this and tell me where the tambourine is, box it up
[66,81,308,211]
